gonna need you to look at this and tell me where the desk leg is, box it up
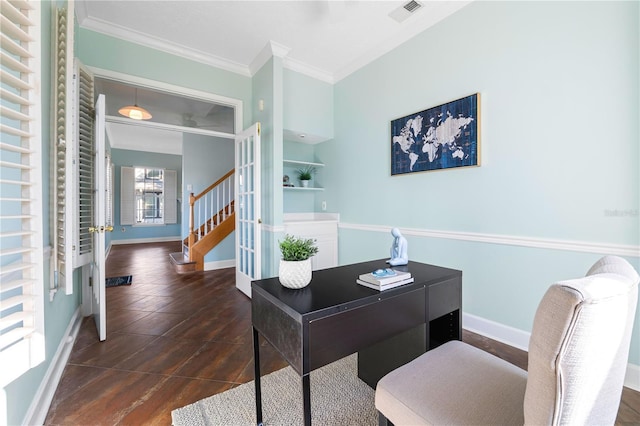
[302,374,311,426]
[253,327,263,426]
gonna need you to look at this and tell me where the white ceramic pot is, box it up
[279,258,312,289]
[300,180,309,188]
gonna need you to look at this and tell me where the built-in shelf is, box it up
[283,159,325,168]
[283,186,324,191]
[283,159,325,191]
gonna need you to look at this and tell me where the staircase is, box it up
[170,169,235,273]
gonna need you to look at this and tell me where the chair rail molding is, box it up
[339,223,640,258]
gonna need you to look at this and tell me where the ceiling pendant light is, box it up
[118,88,152,120]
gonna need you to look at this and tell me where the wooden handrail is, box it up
[187,169,235,262]
[190,169,235,204]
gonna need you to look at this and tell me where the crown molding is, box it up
[77,15,251,77]
[283,56,334,84]
[249,40,291,75]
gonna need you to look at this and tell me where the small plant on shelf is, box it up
[295,165,316,182]
[279,234,319,261]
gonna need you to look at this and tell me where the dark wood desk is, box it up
[251,259,462,426]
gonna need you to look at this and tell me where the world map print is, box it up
[391,94,479,175]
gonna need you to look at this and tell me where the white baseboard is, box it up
[463,312,640,392]
[624,363,640,391]
[111,236,181,245]
[463,312,530,351]
[23,308,83,426]
[203,259,235,271]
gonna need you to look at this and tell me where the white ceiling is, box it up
[77,1,471,154]
[76,0,471,83]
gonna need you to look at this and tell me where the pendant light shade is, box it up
[118,88,152,120]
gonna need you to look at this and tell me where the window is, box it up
[0,0,45,386]
[135,167,164,224]
[121,166,177,226]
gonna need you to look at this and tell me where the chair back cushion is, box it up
[524,256,639,425]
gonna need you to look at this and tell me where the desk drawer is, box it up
[308,288,425,371]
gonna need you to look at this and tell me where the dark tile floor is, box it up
[44,242,640,425]
[44,242,286,425]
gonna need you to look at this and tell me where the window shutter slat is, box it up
[0,86,33,105]
[0,104,32,121]
[1,50,31,73]
[0,68,34,89]
[0,32,32,57]
[0,122,33,137]
[0,14,34,42]
[0,0,35,26]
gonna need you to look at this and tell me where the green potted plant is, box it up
[278,234,319,289]
[295,165,316,188]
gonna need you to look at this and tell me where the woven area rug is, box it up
[171,354,377,425]
[105,275,132,287]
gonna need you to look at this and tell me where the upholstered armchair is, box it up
[375,256,639,425]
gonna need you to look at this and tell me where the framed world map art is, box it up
[391,93,480,175]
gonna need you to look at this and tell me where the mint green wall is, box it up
[253,58,284,278]
[181,134,236,262]
[7,4,639,424]
[328,1,639,363]
[283,69,333,139]
[76,28,253,129]
[110,149,182,241]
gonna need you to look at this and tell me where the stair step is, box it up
[169,252,197,274]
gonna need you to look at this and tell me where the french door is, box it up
[234,123,261,297]
[91,94,108,341]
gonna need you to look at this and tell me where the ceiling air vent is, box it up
[404,0,422,13]
[389,0,423,23]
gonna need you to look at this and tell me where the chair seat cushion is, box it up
[375,340,527,425]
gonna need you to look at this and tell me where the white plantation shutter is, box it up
[0,0,45,386]
[164,169,177,224]
[74,62,95,267]
[53,3,74,293]
[120,166,135,225]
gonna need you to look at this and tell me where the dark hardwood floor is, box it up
[44,242,640,425]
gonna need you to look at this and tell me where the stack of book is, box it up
[356,268,414,291]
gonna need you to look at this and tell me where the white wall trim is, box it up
[463,312,640,392]
[23,308,83,426]
[203,259,235,271]
[111,236,181,245]
[339,222,640,258]
[262,223,285,233]
[78,16,250,77]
